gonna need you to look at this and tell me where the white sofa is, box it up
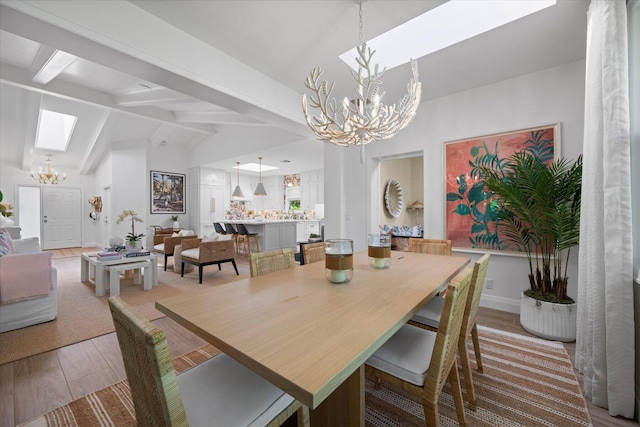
[0,237,58,333]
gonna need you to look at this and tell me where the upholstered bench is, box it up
[105,261,152,296]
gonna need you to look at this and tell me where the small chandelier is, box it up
[302,0,421,160]
[232,161,244,199]
[253,157,267,196]
[30,155,67,184]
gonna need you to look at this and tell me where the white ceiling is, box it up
[0,0,588,177]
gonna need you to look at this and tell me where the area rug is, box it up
[0,255,247,365]
[18,327,592,427]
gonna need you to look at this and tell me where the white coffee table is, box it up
[81,252,158,296]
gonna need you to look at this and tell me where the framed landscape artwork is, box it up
[150,171,186,214]
[444,124,559,253]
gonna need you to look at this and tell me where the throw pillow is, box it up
[172,232,180,237]
[0,229,15,254]
[179,229,195,236]
[11,237,40,254]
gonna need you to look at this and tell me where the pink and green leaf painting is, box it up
[444,125,557,252]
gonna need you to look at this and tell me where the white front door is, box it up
[42,187,82,249]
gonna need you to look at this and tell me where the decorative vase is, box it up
[173,221,180,230]
[519,292,577,342]
[127,239,143,253]
[0,216,14,227]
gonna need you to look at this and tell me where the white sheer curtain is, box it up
[575,0,634,418]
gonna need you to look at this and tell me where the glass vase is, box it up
[368,233,391,268]
[325,239,353,284]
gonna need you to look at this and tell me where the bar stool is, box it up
[214,222,227,235]
[237,223,260,254]
[224,223,245,254]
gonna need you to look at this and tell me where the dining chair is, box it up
[249,248,296,277]
[409,238,453,296]
[108,296,303,427]
[408,238,452,256]
[365,266,473,426]
[213,222,227,235]
[301,242,325,264]
[409,253,490,409]
[236,223,260,254]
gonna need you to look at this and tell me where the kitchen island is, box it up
[224,220,297,252]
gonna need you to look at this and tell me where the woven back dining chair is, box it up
[409,253,490,409]
[365,266,473,426]
[408,238,452,256]
[249,248,296,277]
[302,242,325,264]
[108,296,304,427]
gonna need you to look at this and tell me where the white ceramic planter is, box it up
[520,292,577,342]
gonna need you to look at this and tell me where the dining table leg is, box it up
[309,365,364,426]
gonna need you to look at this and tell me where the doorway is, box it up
[17,186,41,240]
[41,187,82,249]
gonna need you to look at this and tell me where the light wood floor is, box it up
[0,255,637,426]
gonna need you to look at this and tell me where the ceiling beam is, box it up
[116,86,193,107]
[78,110,114,175]
[174,111,266,125]
[20,90,41,171]
[0,62,216,135]
[30,45,78,84]
[0,3,310,137]
[147,123,172,148]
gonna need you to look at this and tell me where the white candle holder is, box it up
[325,239,353,284]
[368,233,391,269]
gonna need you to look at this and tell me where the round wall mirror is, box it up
[384,179,404,217]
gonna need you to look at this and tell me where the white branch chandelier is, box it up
[302,0,421,157]
[30,155,67,184]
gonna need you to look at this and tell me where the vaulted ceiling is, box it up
[0,0,588,177]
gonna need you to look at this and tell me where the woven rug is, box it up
[19,326,592,427]
[0,255,247,365]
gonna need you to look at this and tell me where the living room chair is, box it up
[302,242,325,264]
[408,238,452,256]
[249,248,296,277]
[180,238,238,284]
[108,296,303,427]
[152,231,198,271]
[409,253,491,409]
[365,266,473,426]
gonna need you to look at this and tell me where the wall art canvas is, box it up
[444,124,559,253]
[151,171,186,214]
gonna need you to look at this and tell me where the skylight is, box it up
[35,109,77,152]
[235,162,279,173]
[339,0,556,71]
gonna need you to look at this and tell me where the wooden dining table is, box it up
[156,250,469,426]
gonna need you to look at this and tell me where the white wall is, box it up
[146,144,190,233]
[0,159,97,246]
[379,157,423,228]
[325,59,586,313]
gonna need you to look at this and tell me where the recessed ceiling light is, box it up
[234,162,279,172]
[339,0,556,71]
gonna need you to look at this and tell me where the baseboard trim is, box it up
[480,294,520,314]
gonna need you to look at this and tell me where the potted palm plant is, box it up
[479,152,582,341]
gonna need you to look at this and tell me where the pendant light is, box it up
[253,156,267,196]
[232,161,244,199]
